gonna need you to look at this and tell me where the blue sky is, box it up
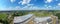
[0,0,60,10]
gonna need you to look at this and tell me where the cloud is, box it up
[58,3,60,6]
[1,4,60,11]
[45,0,53,3]
[18,0,31,5]
[18,1,22,4]
[2,5,40,10]
[1,6,60,11]
[10,0,16,3]
[6,6,60,10]
[0,6,60,11]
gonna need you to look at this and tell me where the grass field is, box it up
[0,13,8,20]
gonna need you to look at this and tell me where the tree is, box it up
[55,13,60,19]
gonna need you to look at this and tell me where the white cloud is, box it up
[1,4,60,11]
[0,6,60,11]
[45,0,53,3]
[48,5,52,7]
[58,3,60,6]
[44,5,48,7]
[10,0,16,3]
[8,5,58,10]
[18,1,22,4]
[6,5,41,10]
[23,4,34,8]
[44,5,52,8]
[18,0,31,5]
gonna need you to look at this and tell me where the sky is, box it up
[0,0,60,10]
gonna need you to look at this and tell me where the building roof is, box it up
[34,17,51,22]
[14,14,33,23]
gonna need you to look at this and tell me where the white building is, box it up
[14,14,34,24]
[34,17,52,24]
[14,14,58,24]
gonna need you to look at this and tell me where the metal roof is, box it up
[14,14,33,23]
[34,17,51,22]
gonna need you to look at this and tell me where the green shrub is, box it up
[0,13,8,24]
[55,13,60,19]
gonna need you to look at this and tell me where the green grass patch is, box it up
[0,13,7,20]
[29,12,52,17]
